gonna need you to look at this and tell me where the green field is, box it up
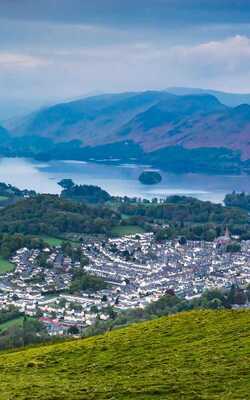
[0,310,249,399]
[0,317,24,333]
[41,235,80,246]
[111,225,145,236]
[0,256,15,273]
[0,195,9,201]
[40,236,63,246]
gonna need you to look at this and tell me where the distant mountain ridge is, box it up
[6,91,169,145]
[2,89,250,173]
[167,87,250,107]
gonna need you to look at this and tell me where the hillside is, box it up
[3,90,250,172]
[0,310,249,399]
[7,91,169,145]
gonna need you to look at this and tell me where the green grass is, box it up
[0,256,14,273]
[0,310,249,399]
[0,317,24,333]
[40,236,63,247]
[111,225,145,237]
[0,195,9,201]
[40,235,80,246]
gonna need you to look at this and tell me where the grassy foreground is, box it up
[0,310,249,400]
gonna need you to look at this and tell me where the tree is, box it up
[68,325,80,335]
[70,271,107,294]
[90,305,98,314]
[179,236,187,245]
[58,298,66,308]
[208,298,223,309]
[106,306,117,320]
[226,242,241,253]
[80,254,89,268]
[58,179,75,190]
[37,253,48,268]
[227,284,247,305]
[205,228,216,242]
[201,289,229,308]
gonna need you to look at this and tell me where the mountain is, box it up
[3,90,250,173]
[117,94,228,152]
[167,87,250,107]
[7,91,170,145]
[0,310,249,399]
[121,98,250,159]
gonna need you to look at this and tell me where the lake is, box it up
[0,157,249,203]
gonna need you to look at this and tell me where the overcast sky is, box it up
[1,0,250,116]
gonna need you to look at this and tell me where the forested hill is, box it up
[0,192,249,241]
[0,310,249,399]
[0,194,119,236]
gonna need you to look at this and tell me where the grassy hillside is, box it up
[0,310,249,399]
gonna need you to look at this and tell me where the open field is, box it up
[40,236,64,247]
[0,256,15,273]
[40,235,81,246]
[0,310,249,399]
[111,225,145,236]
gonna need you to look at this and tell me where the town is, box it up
[0,232,249,336]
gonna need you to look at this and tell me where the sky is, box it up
[1,0,250,118]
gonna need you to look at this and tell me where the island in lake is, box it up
[139,171,162,185]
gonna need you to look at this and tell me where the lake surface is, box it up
[0,157,249,203]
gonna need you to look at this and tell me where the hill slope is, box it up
[7,91,170,145]
[6,91,250,162]
[0,310,249,399]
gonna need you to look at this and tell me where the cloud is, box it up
[169,35,250,77]
[2,35,250,100]
[164,35,250,92]
[58,34,250,78]
[0,1,250,119]
[0,52,47,69]
[28,35,248,98]
[1,27,250,116]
